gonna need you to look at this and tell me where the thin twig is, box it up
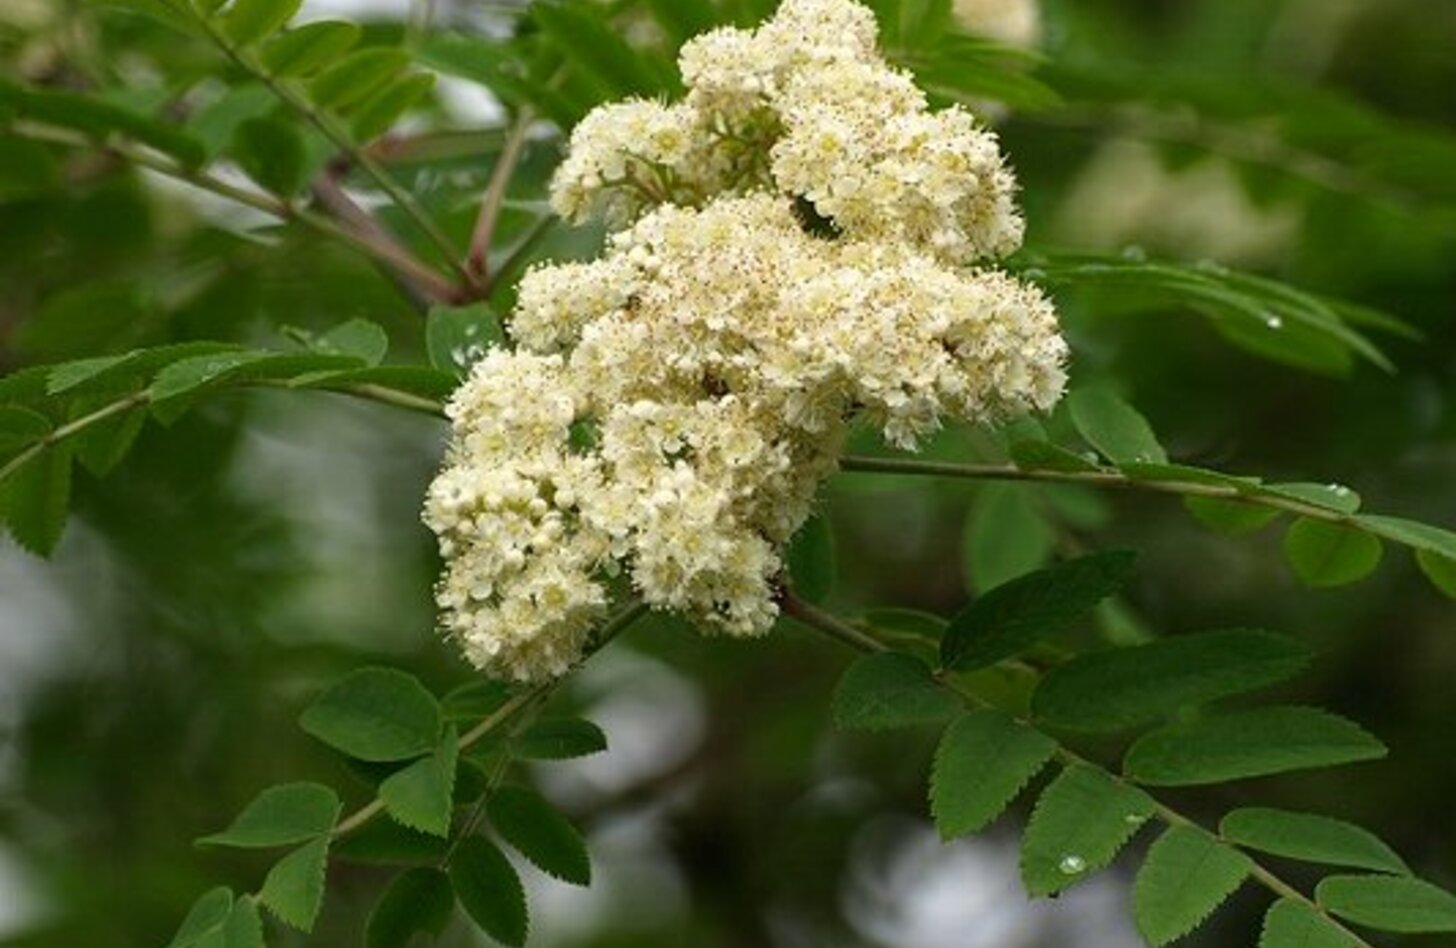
[468,110,535,280]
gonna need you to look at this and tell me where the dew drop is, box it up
[1264,313,1284,330]
[1121,244,1147,262]
[1124,812,1147,825]
[1058,854,1087,875]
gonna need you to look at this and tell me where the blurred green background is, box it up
[2,0,1454,945]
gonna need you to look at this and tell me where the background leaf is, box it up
[488,785,592,886]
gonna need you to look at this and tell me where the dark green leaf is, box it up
[450,836,528,947]
[200,782,341,848]
[1068,386,1167,464]
[261,21,362,76]
[232,116,306,195]
[1020,764,1154,897]
[2,444,73,556]
[258,836,330,932]
[832,652,960,731]
[1283,518,1383,587]
[0,82,205,166]
[1416,549,1456,598]
[1031,629,1311,733]
[1263,482,1361,514]
[219,0,303,46]
[332,818,449,866]
[1124,706,1386,786]
[442,680,518,722]
[1221,807,1409,875]
[166,887,233,948]
[532,2,673,100]
[488,785,592,885]
[426,302,503,377]
[1009,439,1103,473]
[379,727,458,837]
[1134,826,1250,946]
[1317,875,1456,933]
[365,868,454,948]
[512,717,606,760]
[1260,898,1360,948]
[0,406,51,452]
[941,550,1137,671]
[299,667,442,762]
[930,709,1057,838]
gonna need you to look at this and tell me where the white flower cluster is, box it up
[425,0,1068,682]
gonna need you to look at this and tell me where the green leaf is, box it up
[832,652,960,731]
[365,868,454,948]
[261,21,362,76]
[299,667,442,762]
[150,351,274,403]
[1010,439,1103,473]
[786,514,836,604]
[929,710,1057,838]
[426,302,502,377]
[1416,549,1456,597]
[532,2,673,99]
[450,836,528,947]
[219,0,303,46]
[0,135,58,201]
[1220,807,1409,875]
[2,444,73,556]
[45,342,240,398]
[940,550,1137,671]
[258,836,330,932]
[351,73,437,141]
[310,48,411,112]
[1019,764,1155,897]
[1134,826,1251,946]
[640,0,717,43]
[1260,898,1361,948]
[488,785,592,886]
[166,887,233,948]
[1356,514,1456,560]
[200,782,341,848]
[1031,629,1311,733]
[1184,496,1281,536]
[1317,875,1456,933]
[0,406,51,452]
[1068,386,1167,465]
[0,82,205,167]
[1283,518,1384,587]
[332,818,449,866]
[221,898,265,948]
[231,116,305,196]
[442,680,518,722]
[312,319,389,366]
[379,727,458,837]
[1263,482,1361,514]
[74,402,146,477]
[964,484,1054,593]
[1124,706,1386,786]
[512,717,606,760]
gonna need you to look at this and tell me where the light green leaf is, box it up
[1416,549,1456,598]
[512,717,606,761]
[258,836,330,932]
[166,887,233,948]
[1031,629,1311,733]
[1068,386,1167,465]
[199,782,341,848]
[261,21,362,76]
[941,550,1137,671]
[832,652,960,731]
[310,48,410,112]
[299,667,442,762]
[1009,439,1103,473]
[1184,496,1281,536]
[1260,898,1361,948]
[150,351,273,403]
[426,302,503,377]
[488,785,592,886]
[1356,514,1456,560]
[930,710,1057,838]
[1263,482,1361,514]
[1317,875,1456,933]
[312,319,389,366]
[221,898,265,948]
[365,868,454,948]
[1124,706,1386,786]
[1283,518,1383,587]
[786,514,837,604]
[379,727,458,837]
[450,836,528,947]
[219,0,303,46]
[1221,807,1409,875]
[45,342,240,397]
[1133,826,1250,946]
[964,484,1054,593]
[1020,764,1155,897]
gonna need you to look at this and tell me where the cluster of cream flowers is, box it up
[425,0,1068,682]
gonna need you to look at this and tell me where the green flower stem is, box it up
[779,592,1377,948]
[838,453,1425,549]
[332,599,648,841]
[186,12,485,298]
[10,122,461,303]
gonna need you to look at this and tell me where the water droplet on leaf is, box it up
[1058,854,1086,874]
